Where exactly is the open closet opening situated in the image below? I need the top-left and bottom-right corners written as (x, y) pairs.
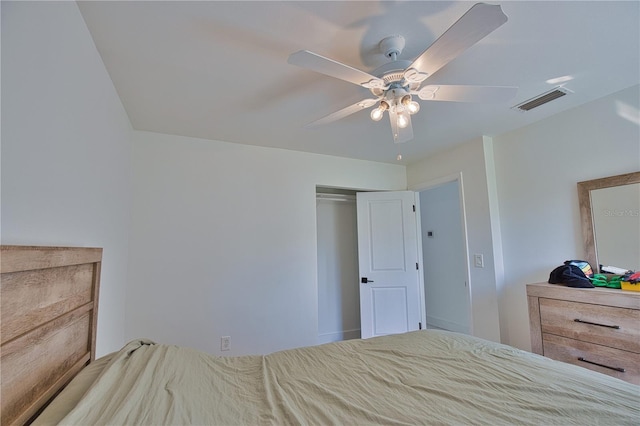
top-left (316, 187), bottom-right (361, 343)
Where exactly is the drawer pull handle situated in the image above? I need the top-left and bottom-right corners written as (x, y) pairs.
top-left (578, 357), bottom-right (626, 373)
top-left (574, 319), bottom-right (620, 329)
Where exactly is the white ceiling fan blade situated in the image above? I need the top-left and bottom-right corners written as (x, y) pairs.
top-left (288, 50), bottom-right (384, 88)
top-left (389, 110), bottom-right (414, 144)
top-left (417, 85), bottom-right (517, 102)
top-left (306, 98), bottom-right (379, 128)
top-left (407, 3), bottom-right (508, 79)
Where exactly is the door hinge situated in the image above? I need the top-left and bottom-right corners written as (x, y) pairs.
top-left (419, 322), bottom-right (422, 330)
top-left (416, 262), bottom-right (419, 270)
top-left (413, 204), bottom-right (416, 212)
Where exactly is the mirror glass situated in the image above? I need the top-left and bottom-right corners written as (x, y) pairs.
top-left (578, 172), bottom-right (640, 273)
top-left (590, 183), bottom-right (640, 271)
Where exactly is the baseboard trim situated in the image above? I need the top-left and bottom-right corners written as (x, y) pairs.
top-left (426, 316), bottom-right (469, 334)
top-left (318, 328), bottom-right (361, 344)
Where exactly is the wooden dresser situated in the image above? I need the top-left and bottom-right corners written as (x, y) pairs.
top-left (527, 282), bottom-right (640, 385)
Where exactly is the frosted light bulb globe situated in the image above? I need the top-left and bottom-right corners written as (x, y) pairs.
top-left (370, 107), bottom-right (384, 121)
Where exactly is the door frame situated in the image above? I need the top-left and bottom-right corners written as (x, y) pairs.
top-left (410, 172), bottom-right (473, 335)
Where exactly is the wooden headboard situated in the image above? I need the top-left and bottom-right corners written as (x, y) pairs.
top-left (1, 245), bottom-right (102, 425)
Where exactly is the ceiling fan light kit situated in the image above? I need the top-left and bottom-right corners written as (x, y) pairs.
top-left (288, 3), bottom-right (518, 147)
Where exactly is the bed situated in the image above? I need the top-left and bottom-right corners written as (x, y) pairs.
top-left (2, 246), bottom-right (639, 425)
top-left (0, 245), bottom-right (101, 425)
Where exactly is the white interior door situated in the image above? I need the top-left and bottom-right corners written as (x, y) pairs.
top-left (357, 191), bottom-right (422, 339)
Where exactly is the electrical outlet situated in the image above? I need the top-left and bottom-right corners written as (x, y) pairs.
top-left (221, 336), bottom-right (231, 351)
top-left (474, 254), bottom-right (484, 268)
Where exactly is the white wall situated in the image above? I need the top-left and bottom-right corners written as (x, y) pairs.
top-left (407, 138), bottom-right (501, 343)
top-left (4, 1), bottom-right (635, 359)
top-left (127, 131), bottom-right (406, 355)
top-left (407, 85), bottom-right (639, 349)
top-left (492, 84), bottom-right (640, 350)
top-left (1, 1), bottom-right (133, 356)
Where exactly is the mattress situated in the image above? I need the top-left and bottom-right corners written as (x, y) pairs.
top-left (32, 353), bottom-right (113, 425)
top-left (36, 330), bottom-right (639, 425)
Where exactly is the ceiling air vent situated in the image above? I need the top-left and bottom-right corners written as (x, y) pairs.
top-left (512, 87), bottom-right (571, 112)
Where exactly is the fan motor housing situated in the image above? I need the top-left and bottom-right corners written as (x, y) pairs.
top-left (368, 63), bottom-right (419, 97)
top-left (379, 35), bottom-right (405, 58)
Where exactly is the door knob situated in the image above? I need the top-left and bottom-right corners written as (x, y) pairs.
top-left (361, 277), bottom-right (374, 283)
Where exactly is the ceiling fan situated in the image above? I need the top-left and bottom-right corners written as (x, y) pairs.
top-left (288, 3), bottom-right (517, 144)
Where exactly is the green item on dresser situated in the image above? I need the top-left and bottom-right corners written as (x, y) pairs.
top-left (591, 274), bottom-right (622, 289)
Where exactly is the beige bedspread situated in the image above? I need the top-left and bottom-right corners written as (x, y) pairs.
top-left (60, 330), bottom-right (639, 425)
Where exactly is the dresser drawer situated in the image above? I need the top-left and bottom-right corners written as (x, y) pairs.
top-left (539, 298), bottom-right (640, 353)
top-left (543, 333), bottom-right (640, 385)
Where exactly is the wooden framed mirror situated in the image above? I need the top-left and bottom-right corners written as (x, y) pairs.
top-left (577, 171), bottom-right (640, 273)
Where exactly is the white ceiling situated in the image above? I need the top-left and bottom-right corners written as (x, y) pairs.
top-left (78, 1), bottom-right (640, 165)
